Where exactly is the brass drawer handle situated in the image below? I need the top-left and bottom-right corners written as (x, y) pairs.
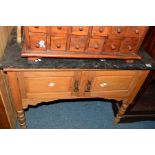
top-left (74, 80), bottom-right (79, 92)
top-left (85, 80), bottom-right (91, 92)
top-left (38, 40), bottom-right (45, 48)
top-left (128, 45), bottom-right (132, 51)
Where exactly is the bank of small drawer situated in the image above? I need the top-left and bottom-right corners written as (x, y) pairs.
top-left (119, 37), bottom-right (140, 53)
top-left (71, 26), bottom-right (89, 35)
top-left (29, 26), bottom-right (47, 33)
top-left (91, 26), bottom-right (110, 37)
top-left (51, 37), bottom-right (67, 51)
top-left (29, 34), bottom-right (47, 51)
top-left (69, 37), bottom-right (87, 52)
top-left (51, 26), bottom-right (68, 36)
top-left (87, 38), bottom-right (105, 52)
top-left (104, 37), bottom-right (122, 52)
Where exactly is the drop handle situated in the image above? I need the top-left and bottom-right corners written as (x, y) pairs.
top-left (85, 80), bottom-right (92, 92)
top-left (74, 80), bottom-right (79, 92)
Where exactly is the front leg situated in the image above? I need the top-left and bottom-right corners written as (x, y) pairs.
top-left (17, 110), bottom-right (26, 129)
top-left (114, 100), bottom-right (129, 123)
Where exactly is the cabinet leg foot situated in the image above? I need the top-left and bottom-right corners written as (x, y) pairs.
top-left (17, 110), bottom-right (27, 129)
top-left (114, 101), bottom-right (129, 123)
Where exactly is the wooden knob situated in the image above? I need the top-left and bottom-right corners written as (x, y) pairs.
top-left (34, 26), bottom-right (39, 29)
top-left (111, 45), bottom-right (116, 50)
top-left (94, 44), bottom-right (99, 49)
top-left (117, 28), bottom-right (122, 33)
top-left (135, 29), bottom-right (139, 34)
top-left (79, 27), bottom-right (83, 31)
top-left (57, 26), bottom-right (62, 30)
top-left (36, 44), bottom-right (40, 48)
top-left (56, 43), bottom-right (61, 48)
top-left (99, 27), bottom-right (104, 32)
top-left (128, 45), bottom-right (132, 51)
top-left (75, 44), bottom-right (80, 49)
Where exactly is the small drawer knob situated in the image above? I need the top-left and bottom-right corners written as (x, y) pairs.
top-left (99, 27), bottom-right (104, 32)
top-left (117, 28), bottom-right (122, 33)
top-left (94, 44), bottom-right (99, 49)
top-left (100, 82), bottom-right (107, 87)
top-left (75, 44), bottom-right (80, 49)
top-left (34, 26), bottom-right (39, 29)
top-left (128, 45), bottom-right (132, 51)
top-left (135, 29), bottom-right (139, 34)
top-left (49, 82), bottom-right (55, 87)
top-left (57, 26), bottom-right (62, 30)
top-left (56, 43), bottom-right (61, 48)
top-left (79, 27), bottom-right (83, 31)
top-left (111, 44), bottom-right (116, 50)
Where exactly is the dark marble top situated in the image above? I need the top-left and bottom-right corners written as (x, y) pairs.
top-left (1, 29), bottom-right (155, 70)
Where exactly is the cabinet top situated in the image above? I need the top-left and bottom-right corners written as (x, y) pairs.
top-left (1, 28), bottom-right (155, 70)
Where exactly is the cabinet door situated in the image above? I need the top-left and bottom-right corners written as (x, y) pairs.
top-left (84, 71), bottom-right (142, 100)
top-left (17, 71), bottom-right (81, 101)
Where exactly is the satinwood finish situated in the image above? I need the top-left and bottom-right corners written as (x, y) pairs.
top-left (21, 26), bottom-right (149, 61)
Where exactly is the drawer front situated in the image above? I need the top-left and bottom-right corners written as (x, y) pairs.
top-left (110, 26), bottom-right (127, 37)
top-left (29, 34), bottom-right (47, 50)
top-left (119, 37), bottom-right (139, 53)
top-left (51, 37), bottom-right (67, 51)
top-left (69, 37), bottom-right (87, 52)
top-left (19, 71), bottom-right (78, 99)
top-left (29, 26), bottom-right (46, 33)
top-left (51, 26), bottom-right (68, 36)
top-left (125, 26), bottom-right (148, 37)
top-left (91, 26), bottom-right (110, 37)
top-left (104, 37), bottom-right (122, 52)
top-left (87, 38), bottom-right (105, 52)
top-left (71, 26), bottom-right (89, 35)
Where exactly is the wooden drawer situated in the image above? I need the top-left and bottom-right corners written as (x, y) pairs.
top-left (104, 37), bottom-right (122, 52)
top-left (29, 34), bottom-right (47, 51)
top-left (51, 26), bottom-right (68, 36)
top-left (125, 26), bottom-right (148, 37)
top-left (51, 37), bottom-right (67, 51)
top-left (87, 71), bottom-right (137, 97)
top-left (71, 26), bottom-right (89, 35)
top-left (18, 71), bottom-right (79, 99)
top-left (110, 26), bottom-right (127, 37)
top-left (69, 37), bottom-right (87, 52)
top-left (91, 26), bottom-right (110, 37)
top-left (119, 37), bottom-right (140, 53)
top-left (29, 26), bottom-right (46, 33)
top-left (87, 38), bottom-right (105, 52)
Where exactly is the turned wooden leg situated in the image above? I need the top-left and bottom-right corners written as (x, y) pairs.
top-left (114, 101), bottom-right (129, 123)
top-left (17, 110), bottom-right (27, 129)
